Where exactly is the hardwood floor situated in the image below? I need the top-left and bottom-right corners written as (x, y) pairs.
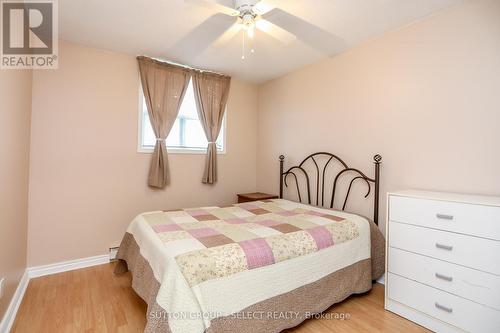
top-left (12, 263), bottom-right (429, 333)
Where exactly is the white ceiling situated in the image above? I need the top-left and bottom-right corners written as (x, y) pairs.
top-left (59, 0), bottom-right (460, 83)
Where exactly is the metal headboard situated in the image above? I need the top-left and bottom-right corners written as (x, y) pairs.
top-left (279, 153), bottom-right (382, 225)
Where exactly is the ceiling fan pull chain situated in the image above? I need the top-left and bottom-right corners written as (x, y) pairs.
top-left (250, 32), bottom-right (255, 54)
top-left (241, 30), bottom-right (246, 60)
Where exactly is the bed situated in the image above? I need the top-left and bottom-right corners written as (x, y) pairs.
top-left (115, 152), bottom-right (385, 333)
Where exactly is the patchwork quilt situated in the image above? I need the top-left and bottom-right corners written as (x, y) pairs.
top-left (118, 199), bottom-right (374, 333)
top-left (142, 200), bottom-right (360, 287)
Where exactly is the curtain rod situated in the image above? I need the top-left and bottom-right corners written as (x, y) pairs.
top-left (136, 55), bottom-right (229, 78)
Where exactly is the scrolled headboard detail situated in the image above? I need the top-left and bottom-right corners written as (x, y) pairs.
top-left (279, 153), bottom-right (382, 225)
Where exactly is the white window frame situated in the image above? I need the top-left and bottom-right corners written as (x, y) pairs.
top-left (137, 85), bottom-right (227, 155)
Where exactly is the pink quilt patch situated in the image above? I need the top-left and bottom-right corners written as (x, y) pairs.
top-left (185, 209), bottom-right (208, 216)
top-left (239, 238), bottom-right (275, 269)
top-left (188, 228), bottom-right (220, 238)
top-left (225, 218), bottom-right (247, 224)
top-left (239, 203), bottom-right (259, 211)
top-left (307, 226), bottom-right (334, 249)
top-left (276, 211), bottom-right (298, 217)
top-left (152, 224), bottom-right (182, 233)
top-left (256, 219), bottom-right (281, 227)
top-left (306, 210), bottom-right (326, 217)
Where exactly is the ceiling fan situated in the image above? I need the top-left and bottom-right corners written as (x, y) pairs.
top-left (183, 0), bottom-right (344, 56)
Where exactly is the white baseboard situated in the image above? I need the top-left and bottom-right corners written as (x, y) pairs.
top-left (0, 270), bottom-right (29, 333)
top-left (377, 274), bottom-right (385, 285)
top-left (28, 254), bottom-right (110, 279)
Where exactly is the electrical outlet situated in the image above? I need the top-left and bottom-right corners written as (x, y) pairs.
top-left (0, 277), bottom-right (5, 299)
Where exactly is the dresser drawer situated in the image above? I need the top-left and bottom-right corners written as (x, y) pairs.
top-left (387, 273), bottom-right (500, 333)
top-left (389, 196), bottom-right (500, 241)
top-left (388, 247), bottom-right (500, 310)
top-left (389, 221), bottom-right (500, 275)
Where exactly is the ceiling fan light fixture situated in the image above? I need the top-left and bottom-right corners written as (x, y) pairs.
top-left (241, 12), bottom-right (256, 38)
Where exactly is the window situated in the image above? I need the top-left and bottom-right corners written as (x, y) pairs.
top-left (138, 79), bottom-right (225, 153)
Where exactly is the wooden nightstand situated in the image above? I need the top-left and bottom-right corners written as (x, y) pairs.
top-left (237, 192), bottom-right (279, 203)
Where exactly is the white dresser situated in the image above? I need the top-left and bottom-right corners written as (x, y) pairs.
top-left (385, 190), bottom-right (500, 333)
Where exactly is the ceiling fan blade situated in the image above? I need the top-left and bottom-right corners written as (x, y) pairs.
top-left (212, 22), bottom-right (242, 47)
top-left (255, 19), bottom-right (296, 44)
top-left (262, 8), bottom-right (346, 55)
top-left (253, 0), bottom-right (278, 15)
top-left (185, 0), bottom-right (239, 17)
top-left (168, 13), bottom-right (236, 61)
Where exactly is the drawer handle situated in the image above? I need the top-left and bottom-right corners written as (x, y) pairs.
top-left (435, 273), bottom-right (453, 282)
top-left (436, 214), bottom-right (454, 220)
top-left (435, 302), bottom-right (453, 313)
top-left (435, 243), bottom-right (453, 251)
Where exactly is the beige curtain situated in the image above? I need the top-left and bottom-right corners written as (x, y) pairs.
top-left (192, 70), bottom-right (231, 184)
top-left (137, 56), bottom-right (191, 188)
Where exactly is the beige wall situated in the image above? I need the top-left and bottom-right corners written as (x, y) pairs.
top-left (27, 41), bottom-right (258, 266)
top-left (0, 70), bottom-right (32, 318)
top-left (257, 0), bottom-right (500, 234)
top-left (13, 0), bottom-right (500, 267)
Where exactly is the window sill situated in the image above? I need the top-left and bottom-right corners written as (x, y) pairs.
top-left (137, 147), bottom-right (226, 155)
